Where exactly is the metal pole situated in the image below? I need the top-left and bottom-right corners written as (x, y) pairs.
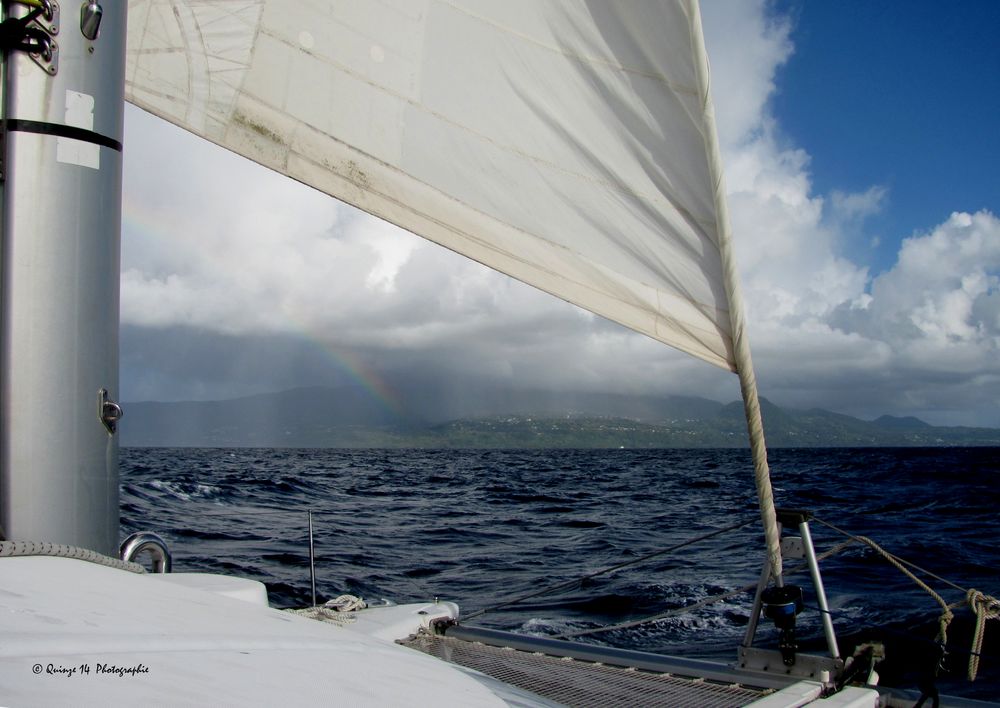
top-left (0, 0), bottom-right (125, 554)
top-left (308, 510), bottom-right (317, 607)
top-left (799, 520), bottom-right (840, 659)
top-left (742, 558), bottom-right (773, 649)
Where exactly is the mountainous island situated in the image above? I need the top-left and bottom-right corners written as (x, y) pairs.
top-left (120, 386), bottom-right (1000, 448)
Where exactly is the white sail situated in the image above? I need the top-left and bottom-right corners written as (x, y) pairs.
top-left (126, 0), bottom-right (737, 371)
top-left (126, 0), bottom-right (785, 576)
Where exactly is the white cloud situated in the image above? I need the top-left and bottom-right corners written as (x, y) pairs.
top-left (829, 187), bottom-right (887, 225)
top-left (122, 106), bottom-right (579, 353)
top-left (700, 3), bottom-right (999, 425)
top-left (697, 1), bottom-right (792, 149)
top-left (864, 210), bottom-right (1000, 354)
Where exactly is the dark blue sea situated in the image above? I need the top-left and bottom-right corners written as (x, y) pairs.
top-left (121, 447), bottom-right (999, 701)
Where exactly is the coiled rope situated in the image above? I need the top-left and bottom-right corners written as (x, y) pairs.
top-left (968, 589), bottom-right (1000, 681)
top-left (324, 594), bottom-right (368, 612)
top-left (287, 594), bottom-right (368, 626)
top-left (813, 517), bottom-right (998, 681)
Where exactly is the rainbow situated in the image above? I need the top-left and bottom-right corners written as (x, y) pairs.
top-left (313, 342), bottom-right (405, 416)
top-left (122, 201), bottom-right (406, 417)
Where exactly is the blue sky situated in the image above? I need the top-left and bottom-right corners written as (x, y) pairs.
top-left (771, 0), bottom-right (1000, 274)
top-left (121, 1), bottom-right (1000, 427)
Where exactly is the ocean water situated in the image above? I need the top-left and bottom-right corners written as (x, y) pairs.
top-left (121, 447), bottom-right (999, 700)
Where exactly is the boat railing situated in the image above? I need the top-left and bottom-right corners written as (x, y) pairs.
top-left (126, 505), bottom-right (329, 606)
top-left (120, 531), bottom-right (173, 573)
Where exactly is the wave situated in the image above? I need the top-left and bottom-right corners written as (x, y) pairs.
top-left (120, 446), bottom-right (1000, 699)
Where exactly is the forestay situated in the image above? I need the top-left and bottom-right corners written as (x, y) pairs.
top-left (124, 0), bottom-right (782, 574)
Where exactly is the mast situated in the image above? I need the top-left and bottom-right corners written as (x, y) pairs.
top-left (0, 0), bottom-right (125, 554)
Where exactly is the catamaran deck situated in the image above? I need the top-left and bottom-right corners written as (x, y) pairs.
top-left (397, 623), bottom-right (888, 707)
top-left (402, 632), bottom-right (767, 707)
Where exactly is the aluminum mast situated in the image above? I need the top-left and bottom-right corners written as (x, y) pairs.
top-left (0, 0), bottom-right (125, 554)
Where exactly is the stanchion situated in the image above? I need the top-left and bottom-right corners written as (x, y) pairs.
top-left (308, 511), bottom-right (317, 607)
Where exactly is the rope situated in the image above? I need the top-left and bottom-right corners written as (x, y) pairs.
top-left (550, 518), bottom-right (996, 683)
top-left (324, 594), bottom-right (368, 612)
top-left (869, 536), bottom-right (951, 643)
top-left (0, 540), bottom-right (146, 574)
top-left (968, 589), bottom-right (1000, 681)
top-left (287, 594), bottom-right (368, 627)
top-left (461, 517), bottom-right (757, 623)
top-left (689, 1), bottom-right (782, 581)
top-left (814, 516), bottom-right (998, 681)
top-left (814, 519), bottom-right (956, 641)
top-left (286, 606), bottom-right (357, 626)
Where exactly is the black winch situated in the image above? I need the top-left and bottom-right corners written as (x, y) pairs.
top-left (762, 584), bottom-right (805, 666)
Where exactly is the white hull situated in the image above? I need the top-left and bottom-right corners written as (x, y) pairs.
top-left (0, 555), bottom-right (550, 706)
top-left (0, 552), bottom-right (886, 707)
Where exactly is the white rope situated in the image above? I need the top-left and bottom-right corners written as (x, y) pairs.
top-left (286, 595), bottom-right (368, 626)
top-left (815, 517), bottom-right (998, 681)
top-left (689, 0), bottom-right (782, 580)
top-left (734, 355), bottom-right (782, 581)
top-left (0, 540), bottom-right (146, 573)
top-left (968, 589), bottom-right (1000, 681)
top-left (856, 533), bottom-right (955, 646)
top-left (324, 594), bottom-right (368, 612)
top-left (286, 606), bottom-right (356, 626)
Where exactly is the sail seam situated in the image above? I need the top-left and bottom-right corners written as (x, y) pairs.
top-left (438, 0), bottom-right (699, 93)
top-left (248, 27), bottom-right (711, 232)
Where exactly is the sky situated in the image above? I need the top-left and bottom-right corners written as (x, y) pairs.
top-left (120, 0), bottom-right (1000, 427)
